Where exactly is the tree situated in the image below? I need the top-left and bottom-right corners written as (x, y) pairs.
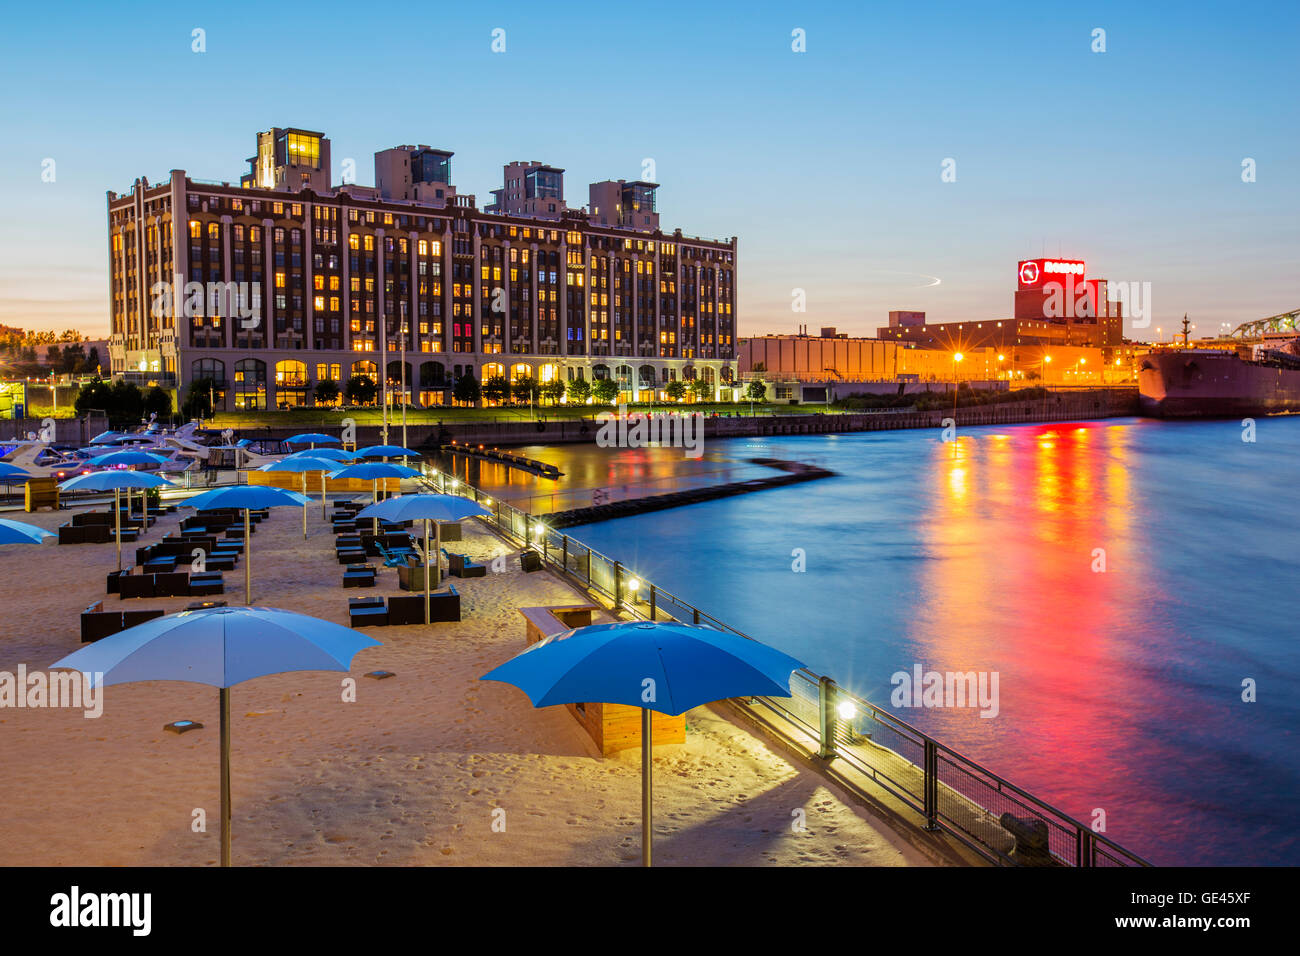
top-left (511, 376), bottom-right (540, 404)
top-left (566, 377), bottom-right (591, 405)
top-left (314, 379), bottom-right (340, 406)
top-left (85, 347), bottom-right (101, 375)
top-left (592, 377), bottom-right (620, 405)
top-left (60, 342), bottom-right (85, 374)
top-left (143, 386), bottom-right (173, 419)
top-left (182, 379), bottom-right (215, 421)
top-left (746, 378), bottom-right (767, 402)
top-left (74, 379), bottom-right (113, 417)
top-left (689, 377), bottom-right (713, 403)
top-left (481, 374), bottom-right (511, 405)
top-left (540, 379), bottom-right (566, 405)
top-left (109, 379), bottom-right (145, 423)
top-left (665, 380), bottom-right (688, 402)
top-left (344, 375), bottom-right (378, 406)
top-left (46, 344), bottom-right (61, 370)
top-left (453, 373), bottom-right (481, 406)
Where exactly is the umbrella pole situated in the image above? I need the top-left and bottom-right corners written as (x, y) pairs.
top-left (642, 707), bottom-right (653, 867)
top-left (220, 686), bottom-right (232, 867)
top-left (424, 519), bottom-right (431, 625)
top-left (244, 508), bottom-right (252, 605)
top-left (114, 488), bottom-right (122, 571)
top-left (301, 473), bottom-right (307, 540)
top-left (372, 479), bottom-right (378, 536)
top-left (321, 473), bottom-right (327, 521)
top-left (434, 520), bottom-right (442, 591)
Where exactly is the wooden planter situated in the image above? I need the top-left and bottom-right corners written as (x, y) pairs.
top-left (518, 605), bottom-right (686, 756)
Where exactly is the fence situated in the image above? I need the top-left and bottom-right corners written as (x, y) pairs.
top-left (420, 465), bottom-right (1152, 868)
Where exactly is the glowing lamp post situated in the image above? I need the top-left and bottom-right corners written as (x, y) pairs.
top-left (952, 352), bottom-right (963, 417)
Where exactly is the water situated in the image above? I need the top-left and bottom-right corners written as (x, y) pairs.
top-left (491, 417), bottom-right (1299, 866)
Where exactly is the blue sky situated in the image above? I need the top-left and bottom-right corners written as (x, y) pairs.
top-left (0, 0), bottom-right (1295, 339)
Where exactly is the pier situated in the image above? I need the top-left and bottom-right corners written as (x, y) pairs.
top-left (542, 458), bottom-right (835, 528)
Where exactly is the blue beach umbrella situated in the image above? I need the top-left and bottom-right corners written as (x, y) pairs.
top-left (481, 620), bottom-right (805, 866)
top-left (354, 444), bottom-right (419, 461)
top-left (0, 518), bottom-right (55, 545)
top-left (355, 494), bottom-right (491, 621)
top-left (329, 462), bottom-right (423, 534)
top-left (284, 433), bottom-right (340, 449)
top-left (51, 605), bottom-right (381, 866)
top-left (285, 446), bottom-right (355, 464)
top-left (59, 470), bottom-right (173, 570)
top-left (181, 485), bottom-right (311, 604)
top-left (83, 450), bottom-right (170, 467)
top-left (258, 456), bottom-right (342, 533)
top-left (82, 451), bottom-right (171, 532)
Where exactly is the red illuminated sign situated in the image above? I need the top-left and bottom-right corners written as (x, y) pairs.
top-left (1017, 258), bottom-right (1085, 290)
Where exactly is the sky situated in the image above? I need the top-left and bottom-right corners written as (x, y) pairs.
top-left (0, 0), bottom-right (1296, 341)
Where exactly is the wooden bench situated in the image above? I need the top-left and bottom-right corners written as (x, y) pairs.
top-left (517, 605), bottom-right (686, 756)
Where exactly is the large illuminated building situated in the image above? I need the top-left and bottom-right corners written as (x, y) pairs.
top-left (878, 258), bottom-right (1125, 352)
top-left (106, 127), bottom-right (739, 409)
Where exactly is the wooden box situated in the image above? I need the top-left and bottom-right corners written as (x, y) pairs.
top-left (25, 477), bottom-right (59, 512)
top-left (518, 605), bottom-right (686, 756)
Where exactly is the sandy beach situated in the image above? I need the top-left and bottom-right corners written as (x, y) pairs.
top-left (0, 500), bottom-right (939, 866)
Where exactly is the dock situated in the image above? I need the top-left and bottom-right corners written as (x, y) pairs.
top-left (544, 458), bottom-right (834, 528)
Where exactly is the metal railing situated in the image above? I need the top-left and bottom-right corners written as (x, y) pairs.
top-left (420, 464), bottom-right (1152, 868)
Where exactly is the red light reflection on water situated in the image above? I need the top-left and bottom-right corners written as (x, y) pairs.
top-left (904, 423), bottom-right (1156, 828)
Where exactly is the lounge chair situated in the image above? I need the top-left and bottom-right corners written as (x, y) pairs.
top-left (387, 587), bottom-right (460, 625)
top-left (448, 553), bottom-right (487, 578)
top-left (376, 543), bottom-right (414, 568)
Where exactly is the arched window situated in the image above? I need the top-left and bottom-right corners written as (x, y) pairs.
top-left (274, 360), bottom-right (309, 409)
top-left (419, 361), bottom-right (447, 388)
top-left (233, 358), bottom-right (266, 410)
top-left (638, 365), bottom-right (655, 388)
top-left (592, 364), bottom-right (610, 380)
top-left (192, 357), bottom-right (225, 385)
top-left (351, 360), bottom-right (377, 381)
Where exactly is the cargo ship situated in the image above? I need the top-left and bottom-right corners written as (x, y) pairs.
top-left (1138, 313), bottom-right (1300, 418)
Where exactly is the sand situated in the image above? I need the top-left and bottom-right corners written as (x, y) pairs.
top-left (0, 501), bottom-right (937, 866)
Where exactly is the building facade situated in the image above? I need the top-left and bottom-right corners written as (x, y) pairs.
top-left (106, 130), bottom-right (739, 410)
top-left (877, 257), bottom-right (1125, 353)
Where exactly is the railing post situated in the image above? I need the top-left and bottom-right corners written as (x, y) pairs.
top-left (692, 608), bottom-right (700, 625)
top-left (562, 535), bottom-right (568, 572)
top-left (1076, 828), bottom-right (1094, 867)
top-left (542, 530), bottom-right (548, 564)
top-left (614, 560), bottom-right (623, 608)
top-left (649, 584), bottom-right (656, 621)
top-left (817, 676), bottom-right (837, 759)
top-left (923, 739), bottom-right (940, 831)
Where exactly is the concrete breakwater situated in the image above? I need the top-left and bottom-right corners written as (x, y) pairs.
top-left (543, 458), bottom-right (835, 528)
top-left (234, 388), bottom-right (1139, 449)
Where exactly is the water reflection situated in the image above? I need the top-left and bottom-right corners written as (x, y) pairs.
top-left (566, 418), bottom-right (1300, 864)
top-left (430, 443), bottom-right (771, 515)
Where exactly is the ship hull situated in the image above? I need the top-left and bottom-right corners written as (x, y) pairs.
top-left (1139, 350), bottom-right (1300, 418)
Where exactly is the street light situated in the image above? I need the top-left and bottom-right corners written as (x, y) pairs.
top-left (952, 352), bottom-right (963, 417)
